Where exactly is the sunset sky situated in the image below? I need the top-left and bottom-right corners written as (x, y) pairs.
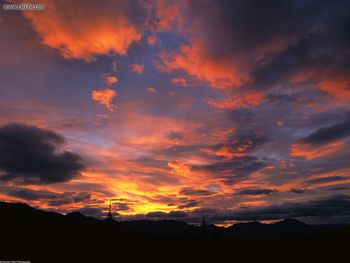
top-left (0, 0), bottom-right (350, 225)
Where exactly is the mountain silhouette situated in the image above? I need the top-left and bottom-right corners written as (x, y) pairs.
top-left (225, 218), bottom-right (316, 240)
top-left (0, 201), bottom-right (349, 262)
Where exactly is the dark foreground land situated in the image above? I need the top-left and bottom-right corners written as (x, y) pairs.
top-left (0, 202), bottom-right (349, 262)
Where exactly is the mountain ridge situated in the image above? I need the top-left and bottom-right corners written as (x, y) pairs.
top-left (1, 201), bottom-right (349, 261)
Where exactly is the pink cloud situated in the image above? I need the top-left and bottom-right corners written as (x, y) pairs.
top-left (91, 88), bottom-right (117, 111)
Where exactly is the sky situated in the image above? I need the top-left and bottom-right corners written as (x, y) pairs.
top-left (0, 0), bottom-right (350, 225)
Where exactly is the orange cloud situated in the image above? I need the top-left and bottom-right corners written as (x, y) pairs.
top-left (147, 87), bottom-right (157, 93)
top-left (114, 112), bottom-right (205, 153)
top-left (91, 88), bottom-right (117, 111)
top-left (290, 141), bottom-right (345, 160)
top-left (201, 146), bottom-right (246, 160)
top-left (22, 0), bottom-right (142, 61)
top-left (211, 128), bottom-right (236, 141)
top-left (131, 63), bottom-right (145, 74)
top-left (301, 172), bottom-right (350, 189)
top-left (168, 160), bottom-right (192, 177)
top-left (208, 91), bottom-right (265, 110)
top-left (159, 41), bottom-right (248, 89)
top-left (147, 35), bottom-right (157, 46)
top-left (318, 77), bottom-right (350, 100)
top-left (170, 77), bottom-right (188, 87)
top-left (103, 75), bottom-right (118, 86)
top-left (276, 120), bottom-right (284, 127)
top-left (291, 67), bottom-right (350, 100)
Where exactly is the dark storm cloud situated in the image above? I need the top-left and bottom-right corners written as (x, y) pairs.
top-left (4, 187), bottom-right (91, 206)
top-left (146, 211), bottom-right (167, 218)
top-left (179, 187), bottom-right (214, 197)
top-left (5, 188), bottom-right (58, 201)
top-left (290, 188), bottom-right (307, 194)
top-left (303, 176), bottom-right (348, 185)
top-left (0, 123), bottom-right (85, 184)
top-left (114, 195), bottom-right (350, 224)
top-left (192, 156), bottom-right (266, 185)
top-left (249, 40), bottom-right (310, 89)
top-left (229, 194), bottom-right (350, 222)
top-left (206, 132), bottom-right (269, 159)
top-left (185, 0), bottom-right (321, 59)
top-left (115, 203), bottom-right (131, 211)
top-left (248, 0), bottom-right (350, 92)
top-left (168, 210), bottom-right (189, 218)
top-left (197, 158), bottom-right (264, 174)
top-left (160, 130), bottom-right (269, 164)
top-left (178, 200), bottom-right (200, 209)
top-left (263, 148), bottom-right (350, 185)
top-left (48, 192), bottom-right (91, 206)
top-left (237, 188), bottom-right (278, 196)
top-left (301, 119), bottom-right (350, 145)
top-left (328, 186), bottom-right (350, 191)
